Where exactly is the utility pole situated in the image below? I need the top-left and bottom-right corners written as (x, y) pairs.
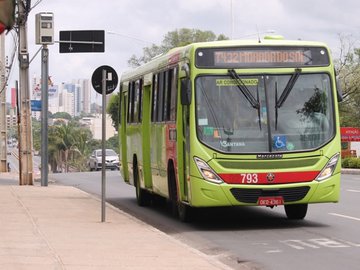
top-left (17, 0), bottom-right (33, 185)
top-left (0, 33), bottom-right (7, 172)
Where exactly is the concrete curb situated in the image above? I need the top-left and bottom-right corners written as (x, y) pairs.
top-left (341, 168), bottom-right (360, 175)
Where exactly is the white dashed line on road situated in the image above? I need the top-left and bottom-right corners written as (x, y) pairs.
top-left (329, 213), bottom-right (360, 222)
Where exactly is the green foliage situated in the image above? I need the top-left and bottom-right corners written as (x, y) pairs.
top-left (128, 28), bottom-right (229, 67)
top-left (342, 157), bottom-right (360, 168)
top-left (52, 111), bottom-right (72, 120)
top-left (106, 135), bottom-right (119, 153)
top-left (32, 118), bottom-right (41, 152)
top-left (42, 115), bottom-right (118, 172)
top-left (335, 35), bottom-right (360, 127)
top-left (106, 92), bottom-right (120, 129)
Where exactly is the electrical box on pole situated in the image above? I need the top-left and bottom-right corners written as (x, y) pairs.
top-left (35, 12), bottom-right (54, 45)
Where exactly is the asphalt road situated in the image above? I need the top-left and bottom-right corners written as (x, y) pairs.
top-left (49, 171), bottom-right (360, 270)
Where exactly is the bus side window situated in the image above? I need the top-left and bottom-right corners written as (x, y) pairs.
top-left (157, 72), bottom-right (165, 122)
top-left (163, 70), bottom-right (170, 121)
top-left (127, 81), bottom-right (133, 123)
top-left (138, 79), bottom-right (143, 122)
top-left (119, 84), bottom-right (122, 125)
top-left (132, 79), bottom-right (143, 124)
top-left (164, 68), bottom-right (176, 122)
top-left (151, 74), bottom-right (159, 122)
top-left (169, 67), bottom-right (178, 121)
top-left (133, 80), bottom-right (139, 122)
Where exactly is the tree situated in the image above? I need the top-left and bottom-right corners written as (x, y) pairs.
top-left (106, 135), bottom-right (119, 153)
top-left (106, 92), bottom-right (120, 129)
top-left (48, 122), bottom-right (93, 172)
top-left (335, 34), bottom-right (360, 127)
top-left (52, 111), bottom-right (72, 120)
top-left (32, 118), bottom-right (41, 153)
top-left (128, 28), bottom-right (228, 67)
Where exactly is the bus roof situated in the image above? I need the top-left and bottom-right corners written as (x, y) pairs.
top-left (120, 38), bottom-right (330, 82)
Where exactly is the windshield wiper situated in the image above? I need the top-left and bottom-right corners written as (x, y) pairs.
top-left (276, 68), bottom-right (302, 108)
top-left (228, 69), bottom-right (260, 109)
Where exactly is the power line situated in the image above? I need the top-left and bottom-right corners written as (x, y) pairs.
top-left (107, 31), bottom-right (155, 45)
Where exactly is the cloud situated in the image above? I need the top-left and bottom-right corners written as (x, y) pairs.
top-left (5, 0), bottom-right (360, 93)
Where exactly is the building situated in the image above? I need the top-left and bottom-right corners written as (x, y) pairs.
top-left (31, 76), bottom-right (91, 118)
top-left (6, 114), bottom-right (17, 130)
top-left (79, 115), bottom-right (116, 140)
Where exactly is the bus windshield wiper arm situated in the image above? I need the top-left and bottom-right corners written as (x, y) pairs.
top-left (276, 68), bottom-right (302, 108)
top-left (228, 69), bottom-right (260, 109)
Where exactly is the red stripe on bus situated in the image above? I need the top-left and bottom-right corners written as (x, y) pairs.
top-left (219, 171), bottom-right (320, 185)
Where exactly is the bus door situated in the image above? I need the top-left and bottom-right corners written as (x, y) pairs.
top-left (179, 75), bottom-right (192, 202)
top-left (121, 91), bottom-right (129, 183)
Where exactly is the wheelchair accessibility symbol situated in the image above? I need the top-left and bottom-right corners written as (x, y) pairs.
top-left (273, 136), bottom-right (286, 150)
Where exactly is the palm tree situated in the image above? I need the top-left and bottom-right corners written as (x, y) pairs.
top-left (53, 123), bottom-right (75, 172)
top-left (48, 122), bottom-right (96, 172)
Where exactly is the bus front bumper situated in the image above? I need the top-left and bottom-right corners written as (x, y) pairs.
top-left (188, 173), bottom-right (341, 207)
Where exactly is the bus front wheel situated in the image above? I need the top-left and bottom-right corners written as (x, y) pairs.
top-left (168, 163), bottom-right (192, 222)
top-left (284, 204), bottom-right (308, 220)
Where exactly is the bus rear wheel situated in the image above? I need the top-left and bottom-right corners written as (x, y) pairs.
top-left (284, 204), bottom-right (308, 220)
top-left (134, 162), bottom-right (150, 206)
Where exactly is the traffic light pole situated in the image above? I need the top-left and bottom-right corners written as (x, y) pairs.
top-left (18, 1), bottom-right (33, 185)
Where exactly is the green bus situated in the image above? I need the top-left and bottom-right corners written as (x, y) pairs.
top-left (119, 36), bottom-right (342, 221)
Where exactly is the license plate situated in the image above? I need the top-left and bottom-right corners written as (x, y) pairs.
top-left (258, 196), bottom-right (284, 206)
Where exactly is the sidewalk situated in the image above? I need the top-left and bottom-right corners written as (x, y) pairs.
top-left (0, 173), bottom-right (232, 270)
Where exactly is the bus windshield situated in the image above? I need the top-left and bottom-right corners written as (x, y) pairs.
top-left (195, 73), bottom-right (334, 153)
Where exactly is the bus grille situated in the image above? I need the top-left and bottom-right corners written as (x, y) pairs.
top-left (230, 186), bottom-right (310, 204)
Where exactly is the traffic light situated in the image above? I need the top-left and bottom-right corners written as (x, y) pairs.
top-left (0, 0), bottom-right (15, 34)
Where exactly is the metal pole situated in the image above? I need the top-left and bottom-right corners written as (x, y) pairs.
top-left (101, 68), bottom-right (106, 222)
top-left (40, 45), bottom-right (48, 186)
top-left (18, 0), bottom-right (33, 185)
top-left (231, 0), bottom-right (234, 39)
top-left (0, 33), bottom-right (7, 172)
top-left (16, 81), bottom-right (22, 177)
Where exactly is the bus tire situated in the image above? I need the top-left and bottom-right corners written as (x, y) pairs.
top-left (178, 202), bottom-right (192, 222)
top-left (134, 160), bottom-right (150, 207)
top-left (168, 162), bottom-right (192, 222)
top-left (284, 204), bottom-right (308, 220)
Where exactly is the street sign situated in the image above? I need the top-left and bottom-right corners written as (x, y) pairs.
top-left (59, 30), bottom-right (105, 53)
top-left (31, 100), bottom-right (41, 111)
top-left (341, 127), bottom-right (360, 142)
top-left (91, 65), bottom-right (118, 95)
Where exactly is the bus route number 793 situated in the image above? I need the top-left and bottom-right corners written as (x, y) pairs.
top-left (241, 173), bottom-right (258, 184)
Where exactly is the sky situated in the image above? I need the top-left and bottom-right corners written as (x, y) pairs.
top-left (4, 0), bottom-right (360, 101)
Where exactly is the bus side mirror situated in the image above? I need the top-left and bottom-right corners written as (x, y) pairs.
top-left (336, 78), bottom-right (343, 102)
top-left (181, 78), bottom-right (192, 106)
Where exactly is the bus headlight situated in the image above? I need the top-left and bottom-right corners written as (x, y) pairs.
top-left (194, 157), bottom-right (223, 184)
top-left (316, 153), bottom-right (340, 181)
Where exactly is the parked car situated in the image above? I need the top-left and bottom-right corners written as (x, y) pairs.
top-left (87, 149), bottom-right (119, 171)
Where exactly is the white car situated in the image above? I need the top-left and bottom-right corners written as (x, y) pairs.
top-left (88, 149), bottom-right (120, 171)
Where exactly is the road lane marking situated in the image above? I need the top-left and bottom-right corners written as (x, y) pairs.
top-left (279, 238), bottom-right (360, 251)
top-left (347, 189), bottom-right (360, 193)
top-left (329, 213), bottom-right (360, 221)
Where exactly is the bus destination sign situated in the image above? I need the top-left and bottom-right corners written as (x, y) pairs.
top-left (215, 50), bottom-right (305, 65)
top-left (196, 46), bottom-right (330, 68)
